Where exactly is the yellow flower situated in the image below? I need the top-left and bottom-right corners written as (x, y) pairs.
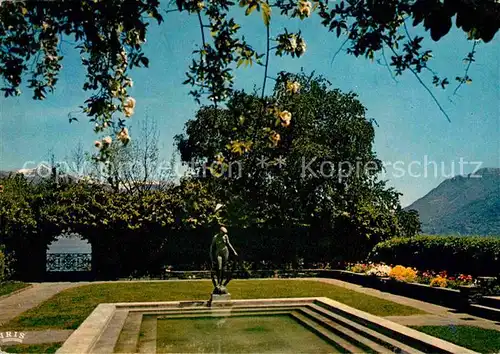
top-left (123, 97), bottom-right (136, 117)
top-left (215, 153), bottom-right (225, 164)
top-left (230, 140), bottom-right (252, 155)
top-left (197, 1), bottom-right (205, 10)
top-left (270, 131), bottom-right (281, 146)
top-left (117, 127), bottom-right (130, 144)
top-left (279, 110), bottom-right (292, 127)
top-left (430, 276), bottom-right (448, 288)
top-left (298, 0), bottom-right (312, 17)
top-left (286, 81), bottom-right (300, 94)
top-left (389, 265), bottom-right (417, 282)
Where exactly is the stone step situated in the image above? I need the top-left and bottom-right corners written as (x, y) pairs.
top-left (157, 310), bottom-right (292, 320)
top-left (155, 305), bottom-right (300, 314)
top-left (469, 303), bottom-right (500, 321)
top-left (307, 304), bottom-right (423, 354)
top-left (299, 307), bottom-right (394, 353)
top-left (290, 311), bottom-right (364, 353)
top-left (481, 296), bottom-right (500, 309)
top-left (125, 302), bottom-right (309, 313)
top-left (132, 305), bottom-right (303, 317)
top-left (114, 312), bottom-right (143, 353)
top-left (314, 301), bottom-right (476, 353)
top-left (91, 309), bottom-right (129, 353)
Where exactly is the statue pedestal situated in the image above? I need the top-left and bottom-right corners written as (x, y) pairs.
top-left (210, 293), bottom-right (231, 306)
top-left (210, 293), bottom-right (231, 302)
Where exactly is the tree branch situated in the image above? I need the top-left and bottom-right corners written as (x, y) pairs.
top-left (409, 66), bottom-right (451, 122)
top-left (453, 41), bottom-right (477, 96)
top-left (381, 46), bottom-right (397, 83)
top-left (261, 15), bottom-right (270, 101)
top-left (389, 22), bottom-right (451, 122)
top-left (330, 37), bottom-right (349, 66)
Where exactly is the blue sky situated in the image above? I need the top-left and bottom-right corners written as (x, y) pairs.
top-left (0, 6), bottom-right (499, 206)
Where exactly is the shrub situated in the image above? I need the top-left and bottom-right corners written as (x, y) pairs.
top-left (369, 235), bottom-right (500, 276)
top-left (0, 248), bottom-right (4, 282)
top-left (389, 265), bottom-right (417, 282)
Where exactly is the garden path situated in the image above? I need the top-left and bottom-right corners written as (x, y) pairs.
top-left (0, 282), bottom-right (82, 327)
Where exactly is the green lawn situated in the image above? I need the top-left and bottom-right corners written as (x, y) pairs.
top-left (1, 279), bottom-right (424, 331)
top-left (413, 325), bottom-right (500, 353)
top-left (1, 343), bottom-right (62, 353)
top-left (0, 281), bottom-right (30, 297)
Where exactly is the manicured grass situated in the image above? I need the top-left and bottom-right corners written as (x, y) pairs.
top-left (2, 279), bottom-right (424, 331)
top-left (413, 325), bottom-right (500, 353)
top-left (1, 342), bottom-right (62, 353)
top-left (0, 281), bottom-right (30, 297)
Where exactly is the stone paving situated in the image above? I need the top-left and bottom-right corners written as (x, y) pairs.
top-left (0, 278), bottom-right (498, 347)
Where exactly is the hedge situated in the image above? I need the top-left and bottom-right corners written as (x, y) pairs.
top-left (369, 235), bottom-right (500, 276)
top-left (0, 248), bottom-right (5, 282)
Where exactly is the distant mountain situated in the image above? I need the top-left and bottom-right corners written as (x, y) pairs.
top-left (406, 168), bottom-right (500, 236)
top-left (0, 166), bottom-right (173, 190)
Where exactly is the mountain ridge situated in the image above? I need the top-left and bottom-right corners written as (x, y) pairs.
top-left (406, 167), bottom-right (500, 236)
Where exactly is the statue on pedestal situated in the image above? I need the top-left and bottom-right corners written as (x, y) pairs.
top-left (210, 225), bottom-right (238, 295)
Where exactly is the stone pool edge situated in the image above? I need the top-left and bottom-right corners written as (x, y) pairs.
top-left (56, 297), bottom-right (478, 354)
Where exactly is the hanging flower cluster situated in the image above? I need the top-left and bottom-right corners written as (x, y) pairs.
top-left (117, 127), bottom-right (131, 145)
top-left (297, 0), bottom-right (312, 18)
top-left (279, 110), bottom-right (292, 127)
top-left (286, 81), bottom-right (301, 94)
top-left (276, 32), bottom-right (307, 58)
top-left (94, 135), bottom-right (113, 150)
top-left (270, 131), bottom-right (281, 146)
top-left (123, 97), bottom-right (136, 118)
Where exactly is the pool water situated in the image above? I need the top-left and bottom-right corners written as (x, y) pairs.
top-left (156, 314), bottom-right (337, 353)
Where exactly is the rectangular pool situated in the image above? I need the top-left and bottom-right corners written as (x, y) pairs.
top-left (156, 314), bottom-right (338, 353)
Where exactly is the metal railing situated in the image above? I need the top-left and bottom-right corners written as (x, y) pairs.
top-left (46, 253), bottom-right (92, 272)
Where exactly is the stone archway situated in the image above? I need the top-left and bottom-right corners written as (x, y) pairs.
top-left (46, 233), bottom-right (93, 281)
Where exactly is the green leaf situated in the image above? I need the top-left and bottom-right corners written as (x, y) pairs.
top-left (261, 2), bottom-right (271, 27)
top-left (245, 4), bottom-right (257, 16)
top-left (139, 56), bottom-right (149, 68)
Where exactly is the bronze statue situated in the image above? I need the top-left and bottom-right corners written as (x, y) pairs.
top-left (210, 225), bottom-right (238, 294)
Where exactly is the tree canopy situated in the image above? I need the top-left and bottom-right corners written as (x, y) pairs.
top-left (0, 0), bottom-right (498, 141)
top-left (176, 72), bottom-right (421, 259)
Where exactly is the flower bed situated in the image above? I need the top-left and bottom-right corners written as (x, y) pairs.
top-left (346, 263), bottom-right (476, 290)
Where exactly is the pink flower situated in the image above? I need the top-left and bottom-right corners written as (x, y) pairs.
top-left (102, 136), bottom-right (112, 146)
top-left (117, 127), bottom-right (130, 144)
